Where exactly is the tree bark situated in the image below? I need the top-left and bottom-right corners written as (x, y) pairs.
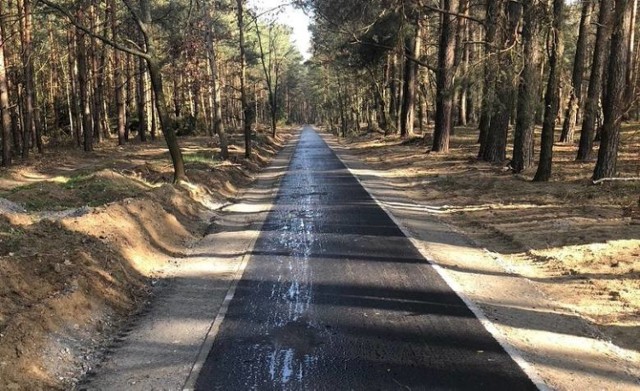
top-left (137, 55), bottom-right (148, 142)
top-left (477, 0), bottom-right (501, 155)
top-left (560, 0), bottom-right (593, 143)
top-left (138, 0), bottom-right (185, 181)
top-left (625, 0), bottom-right (638, 103)
top-left (0, 0), bottom-right (11, 166)
top-left (481, 0), bottom-right (519, 163)
top-left (388, 52), bottom-right (400, 135)
top-left (110, 0), bottom-right (125, 145)
top-left (17, 0), bottom-right (37, 157)
top-left (67, 29), bottom-right (82, 147)
top-left (254, 22), bottom-right (281, 138)
top-left (577, 0), bottom-right (614, 161)
top-left (400, 18), bottom-right (421, 138)
top-left (237, 0), bottom-right (252, 158)
top-left (90, 2), bottom-right (106, 143)
top-left (205, 1), bottom-right (228, 160)
top-left (457, 5), bottom-right (470, 127)
top-left (432, 0), bottom-right (459, 152)
top-left (512, 0), bottom-right (543, 172)
top-left (593, 0), bottom-right (635, 180)
top-left (75, 7), bottom-right (93, 152)
top-left (534, 0), bottom-right (564, 182)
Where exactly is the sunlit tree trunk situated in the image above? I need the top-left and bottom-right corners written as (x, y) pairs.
top-left (236, 0), bottom-right (252, 158)
top-left (400, 18), bottom-right (421, 138)
top-left (90, 2), bottom-right (106, 143)
top-left (625, 0), bottom-right (638, 103)
top-left (388, 52), bottom-right (400, 134)
top-left (432, 0), bottom-right (459, 152)
top-left (481, 0), bottom-right (520, 163)
top-left (75, 7), bottom-right (93, 152)
top-left (477, 0), bottom-right (500, 154)
top-left (17, 0), bottom-right (39, 157)
top-left (512, 0), bottom-right (543, 173)
top-left (66, 29), bottom-right (82, 147)
top-left (110, 0), bottom-right (125, 145)
top-left (593, 0), bottom-right (635, 180)
top-left (135, 0), bottom-right (185, 181)
top-left (577, 0), bottom-right (614, 161)
top-left (457, 1), bottom-right (470, 127)
top-left (0, 0), bottom-right (11, 166)
top-left (137, 55), bottom-right (148, 142)
top-left (560, 0), bottom-right (593, 143)
top-left (534, 0), bottom-right (564, 182)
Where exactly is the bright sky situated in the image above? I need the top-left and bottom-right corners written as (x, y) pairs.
top-left (248, 0), bottom-right (313, 60)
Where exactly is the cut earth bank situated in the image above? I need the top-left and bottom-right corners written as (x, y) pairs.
top-left (322, 128), bottom-right (640, 391)
top-left (0, 130), bottom-right (295, 390)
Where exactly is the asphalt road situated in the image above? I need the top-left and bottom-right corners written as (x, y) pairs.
top-left (195, 127), bottom-right (537, 390)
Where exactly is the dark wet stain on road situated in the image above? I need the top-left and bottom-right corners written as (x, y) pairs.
top-left (195, 127), bottom-right (538, 390)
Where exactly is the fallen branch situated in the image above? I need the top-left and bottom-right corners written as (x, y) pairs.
top-left (592, 177), bottom-right (640, 185)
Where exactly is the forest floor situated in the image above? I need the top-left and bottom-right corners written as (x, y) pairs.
top-left (0, 128), bottom-right (294, 390)
top-left (337, 125), bottom-right (640, 366)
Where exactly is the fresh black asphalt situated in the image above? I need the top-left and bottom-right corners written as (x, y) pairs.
top-left (195, 127), bottom-right (537, 390)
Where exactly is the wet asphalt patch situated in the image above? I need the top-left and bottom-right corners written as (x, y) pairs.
top-left (194, 127), bottom-right (537, 390)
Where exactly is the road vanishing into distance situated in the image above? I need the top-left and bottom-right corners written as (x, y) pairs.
top-left (195, 127), bottom-right (537, 390)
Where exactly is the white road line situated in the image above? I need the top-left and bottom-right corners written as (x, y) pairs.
top-left (322, 130), bottom-right (551, 391)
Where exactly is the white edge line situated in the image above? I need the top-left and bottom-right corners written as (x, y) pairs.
top-left (322, 131), bottom-right (551, 391)
top-left (182, 135), bottom-right (300, 391)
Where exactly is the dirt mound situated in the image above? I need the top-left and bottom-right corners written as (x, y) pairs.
top-left (0, 129), bottom-right (296, 390)
top-left (0, 216), bottom-right (148, 390)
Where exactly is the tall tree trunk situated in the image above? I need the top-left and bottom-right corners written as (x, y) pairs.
top-left (593, 0), bottom-right (635, 180)
top-left (477, 0), bottom-right (501, 154)
top-left (457, 10), bottom-right (470, 127)
top-left (432, 0), bottom-right (459, 152)
top-left (254, 21), bottom-right (279, 138)
top-left (577, 0), bottom-right (614, 161)
top-left (25, 0), bottom-right (42, 153)
top-left (110, 0), bottom-right (125, 145)
top-left (512, 0), bottom-right (543, 172)
top-left (137, 55), bottom-right (148, 141)
top-left (90, 2), bottom-right (105, 143)
top-left (0, 0), bottom-right (11, 166)
top-left (466, 25), bottom-right (477, 124)
top-left (534, 0), bottom-right (564, 182)
top-left (75, 8), bottom-right (93, 152)
top-left (18, 0), bottom-right (33, 157)
top-left (125, 53), bottom-right (133, 141)
top-left (150, 87), bottom-right (157, 140)
top-left (481, 0), bottom-right (520, 163)
top-left (139, 0), bottom-right (185, 182)
top-left (67, 29), bottom-right (82, 147)
top-left (388, 52), bottom-right (400, 134)
top-left (237, 0), bottom-right (252, 158)
top-left (400, 19), bottom-right (421, 138)
top-left (625, 0), bottom-right (638, 103)
top-left (560, 0), bottom-right (593, 143)
top-left (452, 0), bottom-right (468, 126)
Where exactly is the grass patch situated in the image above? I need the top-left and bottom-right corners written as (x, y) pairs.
top-left (2, 171), bottom-right (151, 211)
top-left (62, 174), bottom-right (148, 207)
top-left (184, 151), bottom-right (220, 168)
